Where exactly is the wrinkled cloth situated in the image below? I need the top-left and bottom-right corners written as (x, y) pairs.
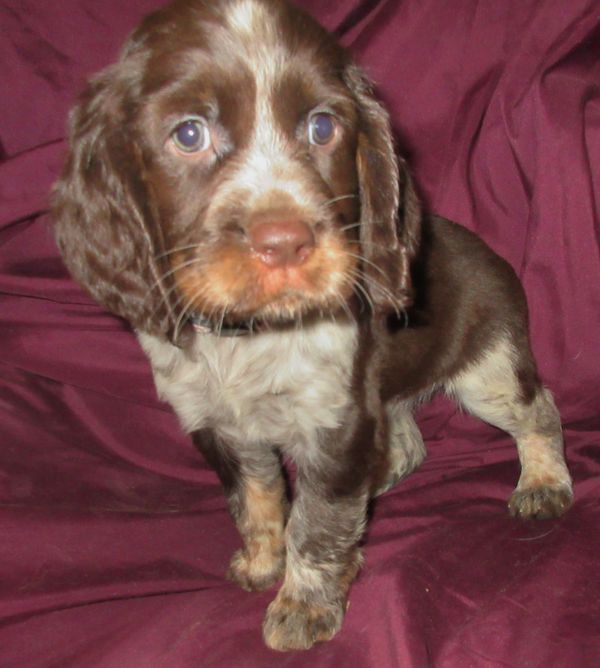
top-left (1, 1), bottom-right (599, 666)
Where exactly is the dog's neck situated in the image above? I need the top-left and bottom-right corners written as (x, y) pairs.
top-left (189, 313), bottom-right (254, 337)
top-left (188, 298), bottom-right (366, 339)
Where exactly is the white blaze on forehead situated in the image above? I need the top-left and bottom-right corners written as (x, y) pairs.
top-left (226, 0), bottom-right (273, 36)
top-left (222, 0), bottom-right (316, 210)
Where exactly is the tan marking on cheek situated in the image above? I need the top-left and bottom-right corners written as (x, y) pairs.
top-left (171, 248), bottom-right (258, 313)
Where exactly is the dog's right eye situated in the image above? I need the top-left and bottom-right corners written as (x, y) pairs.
top-left (171, 118), bottom-right (211, 154)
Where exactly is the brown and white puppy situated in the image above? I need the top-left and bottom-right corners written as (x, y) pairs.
top-left (53, 0), bottom-right (573, 651)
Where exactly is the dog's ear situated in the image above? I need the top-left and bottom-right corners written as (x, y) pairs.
top-left (344, 65), bottom-right (421, 313)
top-left (53, 64), bottom-right (183, 343)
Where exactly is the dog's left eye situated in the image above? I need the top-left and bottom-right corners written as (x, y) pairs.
top-left (308, 113), bottom-right (336, 146)
top-left (171, 118), bottom-right (211, 154)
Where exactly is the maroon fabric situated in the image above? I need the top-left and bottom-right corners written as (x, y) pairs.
top-left (1, 0), bottom-right (599, 665)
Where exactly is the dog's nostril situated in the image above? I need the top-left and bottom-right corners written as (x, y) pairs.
top-left (249, 220), bottom-right (315, 268)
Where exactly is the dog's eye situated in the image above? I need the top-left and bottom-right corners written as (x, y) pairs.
top-left (171, 118), bottom-right (211, 154)
top-left (308, 113), bottom-right (336, 146)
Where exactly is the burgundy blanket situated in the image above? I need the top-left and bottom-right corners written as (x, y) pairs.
top-left (1, 1), bottom-right (599, 665)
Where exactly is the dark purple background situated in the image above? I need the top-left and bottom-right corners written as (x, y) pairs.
top-left (1, 1), bottom-right (599, 665)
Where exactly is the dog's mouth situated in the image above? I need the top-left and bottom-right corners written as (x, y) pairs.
top-left (170, 229), bottom-right (358, 328)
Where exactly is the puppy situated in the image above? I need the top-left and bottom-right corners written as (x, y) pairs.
top-left (53, 0), bottom-right (573, 651)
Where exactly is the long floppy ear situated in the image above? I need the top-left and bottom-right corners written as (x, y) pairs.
top-left (53, 64), bottom-right (181, 342)
top-left (344, 65), bottom-right (421, 313)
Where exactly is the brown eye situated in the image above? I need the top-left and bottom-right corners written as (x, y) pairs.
top-left (308, 113), bottom-right (336, 146)
top-left (171, 118), bottom-right (211, 153)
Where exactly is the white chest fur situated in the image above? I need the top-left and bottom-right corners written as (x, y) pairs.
top-left (138, 320), bottom-right (358, 457)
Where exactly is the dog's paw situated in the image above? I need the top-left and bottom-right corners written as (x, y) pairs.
top-left (227, 548), bottom-right (285, 592)
top-left (508, 482), bottom-right (573, 520)
top-left (263, 593), bottom-right (344, 651)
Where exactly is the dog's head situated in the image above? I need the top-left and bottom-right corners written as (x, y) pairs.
top-left (53, 0), bottom-right (421, 343)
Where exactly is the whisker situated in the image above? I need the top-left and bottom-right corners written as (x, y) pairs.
top-left (337, 267), bottom-right (372, 313)
top-left (342, 250), bottom-right (391, 281)
top-left (339, 221), bottom-right (362, 234)
top-left (154, 244), bottom-right (201, 261)
top-left (344, 243), bottom-right (410, 318)
top-left (173, 281), bottom-right (213, 340)
top-left (144, 258), bottom-right (209, 330)
top-left (216, 307), bottom-right (227, 337)
top-left (327, 303), bottom-right (338, 327)
top-left (144, 275), bottom-right (183, 326)
top-left (142, 256), bottom-right (203, 307)
top-left (323, 193), bottom-right (358, 208)
top-left (346, 238), bottom-right (401, 252)
top-left (350, 275), bottom-right (376, 312)
top-left (346, 266), bottom-right (404, 318)
top-left (331, 288), bottom-right (356, 325)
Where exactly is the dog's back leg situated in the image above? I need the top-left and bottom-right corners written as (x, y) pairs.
top-left (446, 336), bottom-right (573, 519)
top-left (372, 398), bottom-right (427, 497)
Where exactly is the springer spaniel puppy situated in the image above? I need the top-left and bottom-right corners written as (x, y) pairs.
top-left (53, 0), bottom-right (573, 651)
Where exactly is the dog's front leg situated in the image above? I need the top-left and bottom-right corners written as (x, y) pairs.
top-left (263, 428), bottom-right (371, 651)
top-left (192, 429), bottom-right (287, 592)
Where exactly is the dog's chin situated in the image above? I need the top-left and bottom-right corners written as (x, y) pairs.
top-left (191, 289), bottom-right (349, 330)
top-left (250, 293), bottom-right (346, 325)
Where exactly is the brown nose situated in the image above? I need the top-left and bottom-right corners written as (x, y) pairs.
top-left (248, 220), bottom-right (315, 268)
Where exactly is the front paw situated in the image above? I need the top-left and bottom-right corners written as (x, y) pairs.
top-left (228, 547), bottom-right (285, 592)
top-left (263, 592), bottom-right (344, 651)
top-left (509, 482), bottom-right (573, 520)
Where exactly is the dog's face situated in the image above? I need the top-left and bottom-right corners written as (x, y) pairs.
top-left (142, 1), bottom-right (362, 323)
top-left (54, 0), bottom-right (419, 341)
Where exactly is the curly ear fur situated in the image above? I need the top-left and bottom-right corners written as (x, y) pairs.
top-left (52, 63), bottom-right (180, 342)
top-left (344, 65), bottom-right (421, 313)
